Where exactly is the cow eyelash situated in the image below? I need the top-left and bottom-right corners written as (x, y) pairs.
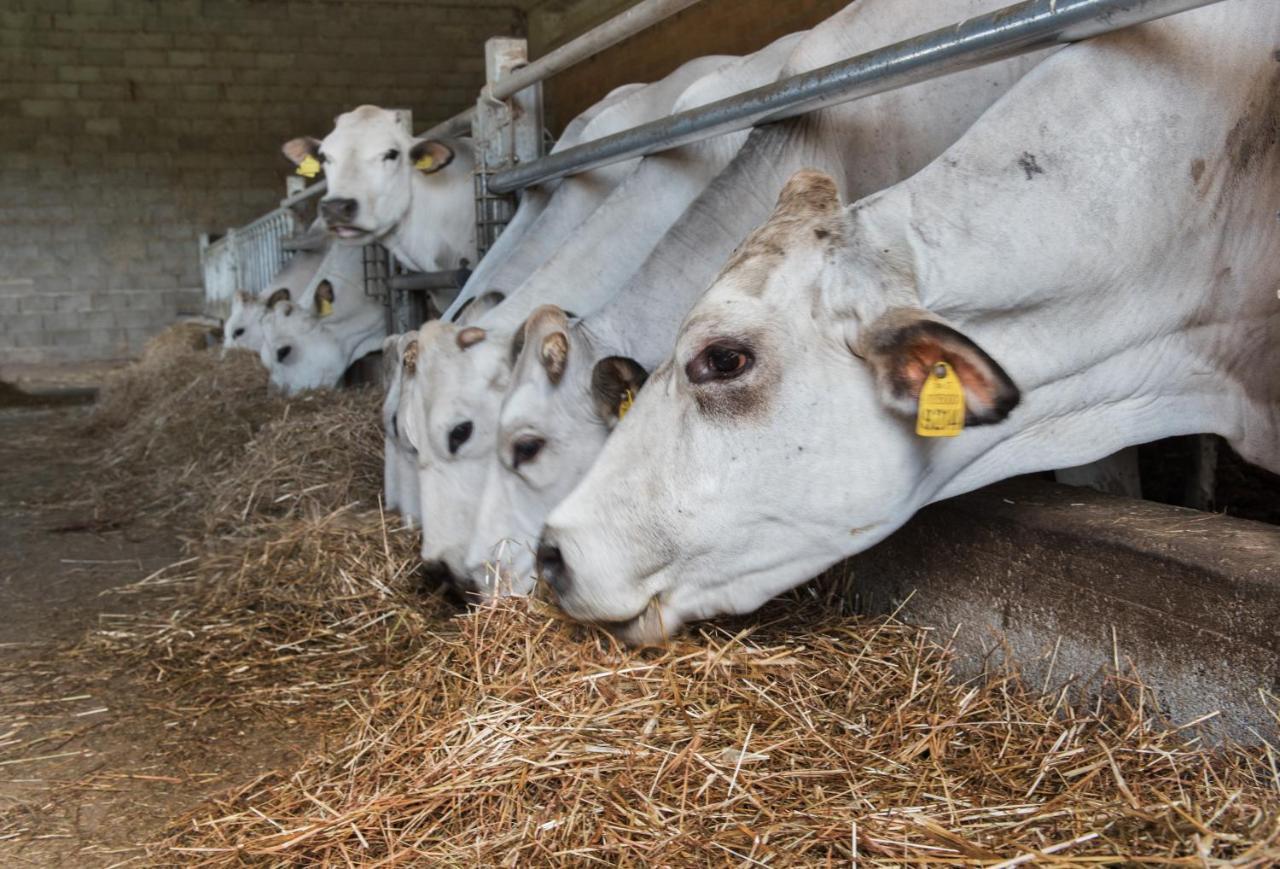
top-left (383, 149), bottom-right (400, 161)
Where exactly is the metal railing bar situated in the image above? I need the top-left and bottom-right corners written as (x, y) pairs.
top-left (487, 0), bottom-right (1222, 195)
top-left (492, 0), bottom-right (704, 101)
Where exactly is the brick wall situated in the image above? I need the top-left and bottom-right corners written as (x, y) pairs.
top-left (0, 0), bottom-right (527, 364)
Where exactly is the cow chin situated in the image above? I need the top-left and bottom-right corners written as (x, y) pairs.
top-left (603, 597), bottom-right (680, 647)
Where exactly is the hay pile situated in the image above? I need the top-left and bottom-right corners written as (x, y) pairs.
top-left (199, 395), bottom-right (384, 534)
top-left (80, 326), bottom-right (383, 525)
top-left (158, 599), bottom-right (1279, 865)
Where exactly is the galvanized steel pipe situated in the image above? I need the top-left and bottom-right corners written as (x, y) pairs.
top-left (488, 0), bottom-right (1224, 194)
top-left (491, 0), bottom-right (704, 101)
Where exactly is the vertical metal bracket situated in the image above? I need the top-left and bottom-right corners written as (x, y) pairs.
top-left (472, 37), bottom-right (543, 257)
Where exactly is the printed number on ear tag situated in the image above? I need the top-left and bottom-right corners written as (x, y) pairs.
top-left (617, 389), bottom-right (635, 421)
top-left (317, 298), bottom-right (334, 318)
top-left (296, 155), bottom-right (321, 179)
top-left (916, 362), bottom-right (965, 438)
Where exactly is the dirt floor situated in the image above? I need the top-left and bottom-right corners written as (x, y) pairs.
top-left (0, 405), bottom-right (313, 867)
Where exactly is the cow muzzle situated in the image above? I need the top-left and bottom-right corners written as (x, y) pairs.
top-left (319, 197), bottom-right (362, 234)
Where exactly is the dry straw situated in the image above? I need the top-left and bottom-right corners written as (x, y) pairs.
top-left (80, 325), bottom-right (383, 527)
top-left (157, 597), bottom-right (1280, 866)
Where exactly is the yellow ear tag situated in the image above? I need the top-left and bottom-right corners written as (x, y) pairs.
top-left (916, 361), bottom-right (965, 437)
top-left (317, 298), bottom-right (334, 318)
top-left (617, 389), bottom-right (635, 421)
top-left (414, 154), bottom-right (435, 171)
top-left (296, 155), bottom-right (321, 179)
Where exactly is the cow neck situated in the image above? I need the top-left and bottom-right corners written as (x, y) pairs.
top-left (584, 121), bottom-right (819, 370)
top-left (383, 168), bottom-right (466, 274)
top-left (841, 66), bottom-right (1280, 511)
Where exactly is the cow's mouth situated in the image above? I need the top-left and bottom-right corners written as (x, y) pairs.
top-left (597, 595), bottom-right (672, 647)
top-left (329, 225), bottom-right (372, 240)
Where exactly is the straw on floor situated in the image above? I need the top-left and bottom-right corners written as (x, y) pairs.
top-left (156, 595), bottom-right (1280, 865)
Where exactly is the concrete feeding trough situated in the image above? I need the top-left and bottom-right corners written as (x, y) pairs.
top-left (854, 478), bottom-right (1279, 741)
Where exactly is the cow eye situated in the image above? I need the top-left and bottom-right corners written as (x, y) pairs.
top-left (512, 436), bottom-right (545, 469)
top-left (383, 149), bottom-right (400, 162)
top-left (232, 327), bottom-right (245, 338)
top-left (687, 341), bottom-right (753, 385)
top-left (447, 421), bottom-right (472, 455)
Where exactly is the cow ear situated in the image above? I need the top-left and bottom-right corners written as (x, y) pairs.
top-left (591, 356), bottom-right (648, 428)
top-left (539, 331), bottom-right (569, 385)
top-left (858, 308), bottom-right (1019, 426)
top-left (457, 326), bottom-right (486, 350)
top-left (314, 279), bottom-right (335, 315)
top-left (282, 137), bottom-right (320, 166)
top-left (410, 139), bottom-right (454, 174)
top-left (402, 337), bottom-right (420, 375)
top-left (265, 287), bottom-right (291, 309)
top-left (277, 301), bottom-right (295, 318)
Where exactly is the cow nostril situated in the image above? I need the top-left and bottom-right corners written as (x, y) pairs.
top-left (536, 541), bottom-right (569, 594)
top-left (276, 345), bottom-right (292, 362)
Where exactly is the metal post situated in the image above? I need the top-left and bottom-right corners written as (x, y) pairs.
top-left (473, 37), bottom-right (544, 257)
top-left (491, 0), bottom-right (702, 102)
top-left (488, 0), bottom-right (1224, 194)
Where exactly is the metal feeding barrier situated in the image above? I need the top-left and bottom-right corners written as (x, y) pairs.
top-left (199, 207), bottom-right (300, 304)
top-left (485, 0), bottom-right (1225, 195)
top-left (202, 0), bottom-right (1225, 323)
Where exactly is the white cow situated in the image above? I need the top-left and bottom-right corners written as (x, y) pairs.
top-left (539, 0), bottom-right (1280, 644)
top-left (402, 49), bottom-right (787, 586)
top-left (463, 0), bottom-right (1050, 595)
top-left (283, 106), bottom-right (477, 307)
top-left (223, 247), bottom-right (326, 354)
top-left (381, 292), bottom-right (505, 526)
top-left (259, 244), bottom-right (386, 395)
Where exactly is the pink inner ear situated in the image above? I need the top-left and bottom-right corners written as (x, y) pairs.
top-left (901, 339), bottom-right (996, 410)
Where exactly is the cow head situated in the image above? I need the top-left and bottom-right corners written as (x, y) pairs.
top-left (258, 295), bottom-right (347, 395)
top-left (224, 289), bottom-right (266, 353)
top-left (464, 306), bottom-right (647, 597)
top-left (402, 319), bottom-right (513, 589)
top-left (284, 105), bottom-right (455, 245)
top-left (539, 170), bottom-right (1020, 644)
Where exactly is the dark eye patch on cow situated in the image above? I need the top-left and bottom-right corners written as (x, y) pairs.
top-left (232, 327), bottom-right (245, 338)
top-left (383, 149), bottom-right (400, 162)
top-left (448, 421), bottom-right (472, 455)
